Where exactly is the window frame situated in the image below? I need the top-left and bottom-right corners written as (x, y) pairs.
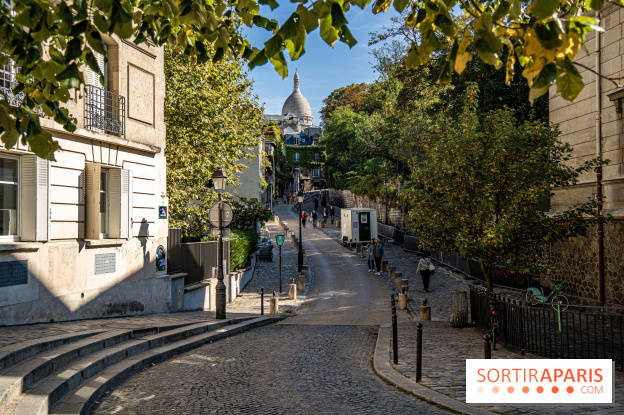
top-left (0, 153), bottom-right (20, 242)
top-left (294, 152), bottom-right (300, 162)
top-left (312, 168), bottom-right (320, 178)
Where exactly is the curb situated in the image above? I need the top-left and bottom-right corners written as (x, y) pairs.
top-left (373, 325), bottom-right (495, 415)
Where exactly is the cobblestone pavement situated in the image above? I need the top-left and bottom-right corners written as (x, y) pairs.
top-left (227, 217), bottom-right (312, 317)
top-left (91, 324), bottom-right (448, 415)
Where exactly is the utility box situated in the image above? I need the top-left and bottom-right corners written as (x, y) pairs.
top-left (341, 208), bottom-right (378, 244)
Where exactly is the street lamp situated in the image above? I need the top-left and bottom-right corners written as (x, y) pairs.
top-left (210, 167), bottom-right (227, 319)
top-left (297, 190), bottom-right (304, 272)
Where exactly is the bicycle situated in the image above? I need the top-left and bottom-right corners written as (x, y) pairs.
top-left (490, 300), bottom-right (501, 350)
top-left (526, 282), bottom-right (569, 311)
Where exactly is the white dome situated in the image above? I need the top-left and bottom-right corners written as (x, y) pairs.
top-left (281, 71), bottom-right (312, 119)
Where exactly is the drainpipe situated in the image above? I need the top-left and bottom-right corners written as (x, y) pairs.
top-left (595, 11), bottom-right (605, 306)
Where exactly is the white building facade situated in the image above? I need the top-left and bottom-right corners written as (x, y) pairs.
top-left (0, 36), bottom-right (171, 325)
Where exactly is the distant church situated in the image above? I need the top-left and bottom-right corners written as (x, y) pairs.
top-left (264, 71), bottom-right (325, 193)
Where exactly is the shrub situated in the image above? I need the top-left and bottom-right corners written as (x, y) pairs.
top-left (202, 229), bottom-right (258, 270)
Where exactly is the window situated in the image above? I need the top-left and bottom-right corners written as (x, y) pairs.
top-left (314, 153), bottom-right (320, 162)
top-left (85, 163), bottom-right (132, 240)
top-left (0, 157), bottom-right (18, 237)
top-left (294, 136), bottom-right (300, 145)
top-left (294, 152), bottom-right (300, 161)
top-left (312, 168), bottom-right (320, 177)
top-left (100, 171), bottom-right (108, 236)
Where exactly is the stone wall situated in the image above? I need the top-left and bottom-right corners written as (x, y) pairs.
top-left (545, 220), bottom-right (624, 307)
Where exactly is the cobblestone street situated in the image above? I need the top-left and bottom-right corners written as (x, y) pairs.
top-left (91, 324), bottom-right (447, 415)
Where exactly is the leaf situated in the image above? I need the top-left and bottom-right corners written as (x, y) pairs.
top-left (284, 24), bottom-right (307, 60)
top-left (586, 0), bottom-right (604, 10)
top-left (56, 64), bottom-right (83, 89)
top-left (438, 37), bottom-right (459, 84)
top-left (270, 51), bottom-right (288, 78)
top-left (509, 0), bottom-right (522, 20)
top-left (264, 34), bottom-right (284, 58)
top-left (330, 3), bottom-right (348, 29)
top-left (339, 24), bottom-right (357, 48)
top-left (529, 62), bottom-right (557, 103)
top-left (372, 0), bottom-right (393, 14)
top-left (249, 49), bottom-right (268, 68)
top-left (505, 52), bottom-right (515, 86)
top-left (556, 57), bottom-right (584, 101)
top-left (298, 8), bottom-right (319, 33)
top-left (259, 0), bottom-right (279, 11)
top-left (320, 16), bottom-right (339, 46)
top-left (277, 13), bottom-right (301, 39)
top-left (65, 38), bottom-right (82, 63)
top-left (454, 31), bottom-right (473, 74)
top-left (528, 0), bottom-right (559, 20)
top-left (393, 0), bottom-right (409, 13)
top-left (28, 131), bottom-right (60, 162)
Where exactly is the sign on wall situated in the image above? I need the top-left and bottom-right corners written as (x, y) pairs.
top-left (159, 206), bottom-right (168, 219)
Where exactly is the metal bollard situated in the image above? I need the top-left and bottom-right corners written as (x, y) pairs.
top-left (416, 322), bottom-right (423, 382)
top-left (391, 295), bottom-right (398, 364)
top-left (261, 288), bottom-right (264, 315)
top-left (484, 334), bottom-right (492, 359)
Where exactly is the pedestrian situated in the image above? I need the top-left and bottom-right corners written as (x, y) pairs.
top-left (374, 239), bottom-right (385, 275)
top-left (330, 206), bottom-right (335, 224)
top-left (367, 239), bottom-right (376, 272)
top-left (417, 251), bottom-right (434, 292)
top-left (284, 194), bottom-right (287, 205)
top-left (323, 207), bottom-right (328, 224)
top-left (312, 209), bottom-right (318, 228)
top-left (301, 211), bottom-right (307, 227)
top-left (313, 197), bottom-right (319, 211)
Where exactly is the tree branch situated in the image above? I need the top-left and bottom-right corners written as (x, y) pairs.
top-left (573, 62), bottom-right (622, 88)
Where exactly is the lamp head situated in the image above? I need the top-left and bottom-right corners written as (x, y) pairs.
top-left (297, 191), bottom-right (304, 203)
top-left (211, 167), bottom-right (228, 192)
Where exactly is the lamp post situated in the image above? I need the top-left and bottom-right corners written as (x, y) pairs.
top-left (384, 180), bottom-right (388, 225)
top-left (297, 190), bottom-right (304, 272)
top-left (211, 167), bottom-right (228, 319)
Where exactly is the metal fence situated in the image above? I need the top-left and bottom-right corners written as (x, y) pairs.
top-left (167, 228), bottom-right (230, 285)
top-left (378, 223), bottom-right (394, 239)
top-left (84, 84), bottom-right (125, 136)
top-left (470, 286), bottom-right (624, 370)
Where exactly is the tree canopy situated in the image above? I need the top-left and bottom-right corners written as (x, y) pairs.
top-left (0, 0), bottom-right (615, 159)
top-left (165, 46), bottom-right (263, 239)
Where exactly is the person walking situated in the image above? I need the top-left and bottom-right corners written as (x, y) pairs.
top-left (367, 239), bottom-right (376, 272)
top-left (374, 239), bottom-right (385, 275)
top-left (323, 207), bottom-right (328, 224)
top-left (330, 206), bottom-right (335, 224)
top-left (311, 209), bottom-right (318, 228)
top-left (417, 251), bottom-right (433, 292)
top-left (301, 211), bottom-right (307, 228)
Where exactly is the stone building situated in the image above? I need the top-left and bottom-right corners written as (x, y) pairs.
top-left (0, 36), bottom-right (170, 324)
top-left (548, 4), bottom-right (624, 306)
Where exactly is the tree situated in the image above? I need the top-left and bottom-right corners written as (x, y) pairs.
top-left (400, 87), bottom-right (608, 293)
top-left (0, 0), bottom-right (612, 159)
top-left (320, 83), bottom-right (369, 123)
top-left (165, 47), bottom-right (263, 240)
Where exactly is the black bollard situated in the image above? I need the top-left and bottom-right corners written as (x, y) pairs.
top-left (484, 334), bottom-right (491, 359)
top-left (261, 288), bottom-right (264, 315)
top-left (416, 322), bottom-right (423, 382)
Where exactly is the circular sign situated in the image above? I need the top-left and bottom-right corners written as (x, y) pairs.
top-left (209, 203), bottom-right (233, 228)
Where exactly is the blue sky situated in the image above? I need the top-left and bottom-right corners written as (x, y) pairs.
top-left (243, 5), bottom-right (401, 124)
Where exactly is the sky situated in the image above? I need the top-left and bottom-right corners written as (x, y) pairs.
top-left (243, 5), bottom-right (401, 124)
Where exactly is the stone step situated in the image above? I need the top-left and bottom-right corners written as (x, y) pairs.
top-left (8, 318), bottom-right (255, 415)
top-left (0, 321), bottom-right (198, 415)
top-left (50, 316), bottom-right (283, 415)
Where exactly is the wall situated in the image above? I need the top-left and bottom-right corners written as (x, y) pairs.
top-left (327, 188), bottom-right (410, 231)
top-left (227, 144), bottom-right (261, 201)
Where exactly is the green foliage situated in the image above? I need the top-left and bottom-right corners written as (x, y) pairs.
top-left (0, 0), bottom-right (607, 158)
top-left (165, 47), bottom-right (263, 240)
top-left (400, 86), bottom-right (609, 292)
top-left (284, 145), bottom-right (324, 170)
top-left (229, 197), bottom-right (273, 230)
top-left (202, 229), bottom-right (258, 270)
top-left (320, 83), bottom-right (370, 123)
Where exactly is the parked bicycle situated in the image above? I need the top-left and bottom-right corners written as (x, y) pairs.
top-left (526, 282), bottom-right (569, 311)
top-left (490, 300), bottom-right (501, 350)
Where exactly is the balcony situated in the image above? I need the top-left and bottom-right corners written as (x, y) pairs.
top-left (1, 61), bottom-right (24, 108)
top-left (84, 84), bottom-right (125, 136)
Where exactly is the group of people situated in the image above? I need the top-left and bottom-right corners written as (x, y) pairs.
top-left (366, 238), bottom-right (435, 292)
top-left (300, 192), bottom-right (335, 229)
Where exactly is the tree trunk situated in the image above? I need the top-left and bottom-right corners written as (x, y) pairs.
top-left (479, 259), bottom-right (493, 294)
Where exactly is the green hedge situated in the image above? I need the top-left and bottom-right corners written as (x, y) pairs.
top-left (202, 229), bottom-right (258, 270)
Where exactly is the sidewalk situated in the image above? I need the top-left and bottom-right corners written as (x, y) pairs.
top-left (313, 205), bottom-right (624, 414)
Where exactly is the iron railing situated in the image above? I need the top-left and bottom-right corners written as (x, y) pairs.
top-left (84, 84), bottom-right (125, 136)
top-left (0, 60), bottom-right (24, 107)
top-left (470, 286), bottom-right (624, 370)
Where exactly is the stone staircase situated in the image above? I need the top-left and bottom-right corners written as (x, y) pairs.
top-left (0, 316), bottom-right (281, 415)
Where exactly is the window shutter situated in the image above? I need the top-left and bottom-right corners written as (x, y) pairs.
top-left (20, 155), bottom-right (49, 241)
top-left (87, 49), bottom-right (106, 88)
top-left (84, 162), bottom-right (101, 240)
top-left (108, 168), bottom-right (132, 238)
